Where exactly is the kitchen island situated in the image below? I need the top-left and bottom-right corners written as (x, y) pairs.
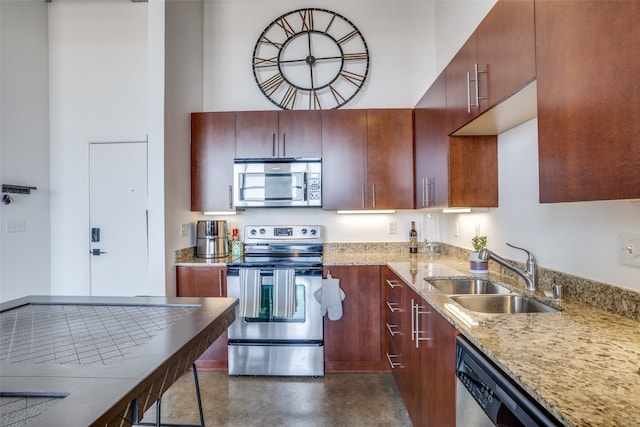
top-left (0, 295), bottom-right (237, 427)
top-left (324, 252), bottom-right (640, 427)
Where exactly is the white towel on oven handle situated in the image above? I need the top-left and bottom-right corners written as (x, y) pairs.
top-left (272, 269), bottom-right (296, 318)
top-left (239, 269), bottom-right (261, 318)
top-left (314, 273), bottom-right (346, 321)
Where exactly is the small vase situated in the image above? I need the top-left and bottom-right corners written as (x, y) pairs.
top-left (469, 252), bottom-right (489, 274)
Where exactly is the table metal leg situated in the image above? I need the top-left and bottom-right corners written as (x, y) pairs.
top-left (133, 363), bottom-right (205, 427)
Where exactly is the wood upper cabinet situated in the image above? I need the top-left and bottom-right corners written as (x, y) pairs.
top-left (191, 112), bottom-right (235, 212)
top-left (446, 0), bottom-right (535, 134)
top-left (415, 72), bottom-right (498, 208)
top-left (235, 110), bottom-right (321, 159)
top-left (176, 266), bottom-right (228, 370)
top-left (476, 0), bottom-right (535, 107)
top-left (321, 110), bottom-right (367, 210)
top-left (322, 109), bottom-right (414, 210)
top-left (535, 0), bottom-right (640, 202)
top-left (366, 109), bottom-right (415, 210)
top-left (323, 265), bottom-right (386, 373)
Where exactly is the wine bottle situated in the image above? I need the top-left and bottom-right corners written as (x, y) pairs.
top-left (409, 221), bottom-right (418, 253)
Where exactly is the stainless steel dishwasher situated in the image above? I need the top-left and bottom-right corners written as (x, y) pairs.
top-left (455, 336), bottom-right (560, 426)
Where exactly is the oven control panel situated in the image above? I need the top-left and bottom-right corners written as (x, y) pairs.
top-left (245, 225), bottom-right (322, 242)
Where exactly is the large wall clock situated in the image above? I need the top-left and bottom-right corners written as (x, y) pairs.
top-left (252, 8), bottom-right (370, 110)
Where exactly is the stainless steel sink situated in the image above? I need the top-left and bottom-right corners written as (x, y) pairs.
top-left (449, 294), bottom-right (559, 314)
top-left (426, 278), bottom-right (511, 295)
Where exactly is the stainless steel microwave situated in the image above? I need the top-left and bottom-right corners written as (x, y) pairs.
top-left (233, 159), bottom-right (322, 208)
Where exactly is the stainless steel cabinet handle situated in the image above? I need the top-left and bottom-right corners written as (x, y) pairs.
top-left (282, 133), bottom-right (286, 157)
top-left (426, 178), bottom-right (434, 207)
top-left (386, 353), bottom-right (401, 369)
top-left (372, 183), bottom-right (376, 208)
top-left (386, 301), bottom-right (402, 313)
top-left (272, 133), bottom-right (276, 157)
top-left (361, 184), bottom-right (365, 208)
top-left (466, 71), bottom-right (472, 113)
top-left (422, 178), bottom-right (426, 207)
top-left (414, 302), bottom-right (432, 349)
top-left (411, 299), bottom-right (416, 342)
top-left (218, 269), bottom-right (223, 296)
top-left (386, 323), bottom-right (401, 337)
top-left (474, 63), bottom-right (488, 107)
top-left (228, 185), bottom-right (233, 209)
top-left (386, 279), bottom-right (401, 289)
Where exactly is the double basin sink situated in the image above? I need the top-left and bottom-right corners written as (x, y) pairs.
top-left (427, 278), bottom-right (559, 314)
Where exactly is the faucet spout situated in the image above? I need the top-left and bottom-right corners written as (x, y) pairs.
top-left (478, 244), bottom-right (538, 291)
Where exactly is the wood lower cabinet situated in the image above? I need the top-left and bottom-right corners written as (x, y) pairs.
top-left (323, 265), bottom-right (387, 372)
top-left (415, 72), bottom-right (498, 209)
top-left (322, 109), bottom-right (414, 210)
top-left (176, 265), bottom-right (228, 370)
top-left (535, 0), bottom-right (640, 202)
top-left (191, 112), bottom-right (235, 212)
top-left (235, 110), bottom-right (321, 159)
top-left (383, 267), bottom-right (457, 426)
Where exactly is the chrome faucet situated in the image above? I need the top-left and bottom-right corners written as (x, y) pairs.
top-left (478, 243), bottom-right (538, 291)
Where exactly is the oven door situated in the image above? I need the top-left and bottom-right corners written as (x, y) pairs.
top-left (227, 270), bottom-right (323, 341)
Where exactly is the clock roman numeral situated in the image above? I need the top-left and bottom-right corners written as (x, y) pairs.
top-left (309, 90), bottom-right (322, 110)
top-left (344, 52), bottom-right (368, 61)
top-left (329, 85), bottom-right (347, 105)
top-left (258, 35), bottom-right (283, 49)
top-left (275, 16), bottom-right (295, 38)
top-left (323, 13), bottom-right (337, 34)
top-left (254, 57), bottom-right (279, 69)
top-left (281, 85), bottom-right (297, 110)
top-left (340, 70), bottom-right (366, 87)
top-left (259, 73), bottom-right (285, 96)
top-left (299, 9), bottom-right (314, 32)
top-left (337, 30), bottom-right (359, 45)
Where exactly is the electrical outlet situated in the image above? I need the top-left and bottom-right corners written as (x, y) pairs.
top-left (180, 223), bottom-right (189, 237)
top-left (6, 219), bottom-right (25, 233)
top-left (620, 233), bottom-right (640, 268)
top-left (388, 221), bottom-right (396, 234)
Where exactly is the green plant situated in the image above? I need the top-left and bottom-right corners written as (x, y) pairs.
top-left (471, 235), bottom-right (487, 252)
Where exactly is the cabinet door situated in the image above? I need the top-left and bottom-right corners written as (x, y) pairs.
top-left (415, 72), bottom-right (449, 208)
top-left (321, 110), bottom-right (367, 210)
top-left (445, 33), bottom-right (480, 134)
top-left (278, 110), bottom-right (322, 158)
top-left (191, 112), bottom-right (235, 212)
top-left (536, 0), bottom-right (640, 202)
top-left (235, 111), bottom-right (279, 158)
top-left (477, 0), bottom-right (535, 106)
top-left (450, 135), bottom-right (498, 208)
top-left (323, 265), bottom-right (386, 372)
top-left (421, 300), bottom-right (457, 426)
top-left (176, 266), bottom-right (228, 369)
top-left (366, 109), bottom-right (414, 209)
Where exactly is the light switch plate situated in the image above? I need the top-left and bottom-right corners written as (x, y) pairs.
top-left (620, 233), bottom-right (640, 268)
top-left (6, 219), bottom-right (25, 233)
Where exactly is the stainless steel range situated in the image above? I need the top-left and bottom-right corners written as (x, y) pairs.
top-left (226, 225), bottom-right (323, 376)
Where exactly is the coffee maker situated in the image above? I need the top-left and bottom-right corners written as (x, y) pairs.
top-left (196, 220), bottom-right (228, 258)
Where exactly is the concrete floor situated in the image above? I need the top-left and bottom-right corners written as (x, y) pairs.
top-left (142, 371), bottom-right (412, 427)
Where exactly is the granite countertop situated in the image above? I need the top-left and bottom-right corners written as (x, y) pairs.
top-left (325, 252), bottom-right (640, 427)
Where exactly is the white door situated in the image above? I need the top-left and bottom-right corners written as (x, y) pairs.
top-left (89, 142), bottom-right (149, 296)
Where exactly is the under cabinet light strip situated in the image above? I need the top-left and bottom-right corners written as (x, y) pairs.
top-left (337, 210), bottom-right (396, 214)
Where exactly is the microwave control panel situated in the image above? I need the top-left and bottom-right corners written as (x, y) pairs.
top-left (308, 173), bottom-right (322, 204)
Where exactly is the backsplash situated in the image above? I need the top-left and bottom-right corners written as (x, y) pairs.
top-left (176, 242), bottom-right (639, 321)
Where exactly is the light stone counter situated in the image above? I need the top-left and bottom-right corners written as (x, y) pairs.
top-left (324, 252), bottom-right (640, 427)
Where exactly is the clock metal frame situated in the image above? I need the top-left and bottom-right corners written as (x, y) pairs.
top-left (252, 8), bottom-right (370, 110)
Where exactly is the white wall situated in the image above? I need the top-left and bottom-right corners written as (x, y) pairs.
top-left (0, 0), bottom-right (51, 302)
top-left (48, 0), bottom-right (151, 295)
top-left (163, 0), bottom-right (205, 296)
top-left (203, 0), bottom-right (437, 110)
